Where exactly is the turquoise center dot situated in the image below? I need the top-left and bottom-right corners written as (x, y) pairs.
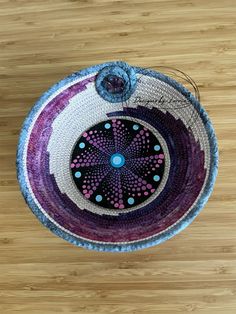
top-left (128, 197), bottom-right (135, 205)
top-left (75, 171), bottom-right (81, 178)
top-left (153, 175), bottom-right (160, 182)
top-left (133, 124), bottom-right (139, 131)
top-left (104, 123), bottom-right (111, 129)
top-left (154, 144), bottom-right (160, 151)
top-left (110, 153), bottom-right (125, 168)
top-left (95, 195), bottom-right (103, 202)
top-left (79, 142), bottom-right (85, 149)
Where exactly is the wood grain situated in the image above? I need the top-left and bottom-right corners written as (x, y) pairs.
top-left (0, 0), bottom-right (236, 313)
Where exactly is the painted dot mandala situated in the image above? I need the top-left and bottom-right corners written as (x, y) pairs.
top-left (70, 119), bottom-right (165, 209)
top-left (17, 61), bottom-right (218, 252)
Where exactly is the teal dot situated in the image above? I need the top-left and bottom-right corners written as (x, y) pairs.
top-left (110, 153), bottom-right (125, 168)
top-left (95, 195), bottom-right (103, 202)
top-left (128, 197), bottom-right (135, 205)
top-left (105, 123), bottom-right (111, 129)
top-left (153, 175), bottom-right (160, 182)
top-left (154, 145), bottom-right (160, 151)
top-left (75, 171), bottom-right (81, 178)
top-left (79, 142), bottom-right (85, 149)
top-left (133, 124), bottom-right (139, 131)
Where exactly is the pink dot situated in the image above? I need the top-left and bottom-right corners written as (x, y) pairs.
top-left (73, 159), bottom-right (77, 163)
top-left (151, 189), bottom-right (155, 193)
top-left (119, 204), bottom-right (125, 209)
top-left (159, 154), bottom-right (164, 159)
top-left (138, 193), bottom-right (141, 196)
top-left (114, 203), bottom-right (119, 208)
top-left (83, 132), bottom-right (88, 137)
top-left (89, 131), bottom-right (93, 134)
top-left (158, 159), bottom-right (163, 164)
top-left (141, 186), bottom-right (146, 191)
top-left (75, 164), bottom-right (80, 168)
top-left (71, 163), bottom-right (75, 168)
top-left (144, 191), bottom-right (149, 196)
top-left (83, 189), bottom-right (87, 194)
top-left (89, 190), bottom-right (93, 195)
top-left (85, 194), bottom-right (90, 198)
top-left (147, 184), bottom-right (152, 189)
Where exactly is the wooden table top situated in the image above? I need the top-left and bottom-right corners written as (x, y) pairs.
top-left (0, 1), bottom-right (235, 313)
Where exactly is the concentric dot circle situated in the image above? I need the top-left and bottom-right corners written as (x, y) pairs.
top-left (110, 153), bottom-right (125, 168)
top-left (70, 118), bottom-right (165, 210)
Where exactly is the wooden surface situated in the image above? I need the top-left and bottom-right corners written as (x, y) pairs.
top-left (0, 0), bottom-right (236, 313)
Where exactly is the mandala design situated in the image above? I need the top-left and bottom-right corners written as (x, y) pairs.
top-left (70, 119), bottom-right (165, 209)
top-left (17, 61), bottom-right (218, 252)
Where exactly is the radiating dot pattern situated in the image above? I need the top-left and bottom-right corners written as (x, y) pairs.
top-left (70, 119), bottom-right (165, 209)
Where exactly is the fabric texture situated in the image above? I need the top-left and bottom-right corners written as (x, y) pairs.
top-left (16, 61), bottom-right (218, 252)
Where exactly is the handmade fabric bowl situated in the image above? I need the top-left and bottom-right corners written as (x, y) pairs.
top-left (17, 61), bottom-right (218, 252)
